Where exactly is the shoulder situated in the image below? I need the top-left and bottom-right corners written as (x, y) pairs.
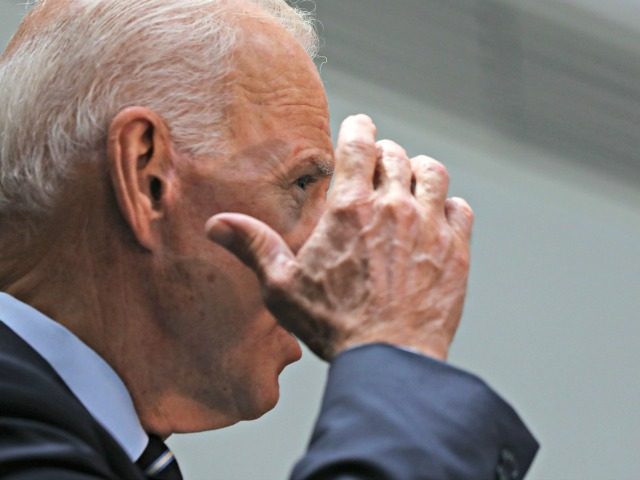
top-left (0, 324), bottom-right (141, 479)
top-left (0, 321), bottom-right (98, 436)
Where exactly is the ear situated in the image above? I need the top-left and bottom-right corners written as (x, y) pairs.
top-left (107, 107), bottom-right (176, 251)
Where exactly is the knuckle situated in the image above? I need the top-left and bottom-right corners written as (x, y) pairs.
top-left (412, 154), bottom-right (436, 166)
top-left (449, 196), bottom-right (471, 210)
top-left (340, 139), bottom-right (377, 159)
top-left (381, 151), bottom-right (411, 171)
top-left (414, 155), bottom-right (449, 180)
top-left (377, 139), bottom-right (407, 157)
top-left (449, 197), bottom-right (475, 223)
top-left (326, 199), bottom-right (372, 235)
top-left (377, 192), bottom-right (416, 218)
top-left (430, 161), bottom-right (449, 181)
top-left (380, 150), bottom-right (406, 163)
top-left (263, 265), bottom-right (294, 296)
top-left (247, 229), bottom-right (269, 253)
top-left (422, 226), bottom-right (455, 249)
top-left (329, 193), bottom-right (370, 216)
top-left (329, 199), bottom-right (353, 216)
top-left (453, 249), bottom-right (470, 270)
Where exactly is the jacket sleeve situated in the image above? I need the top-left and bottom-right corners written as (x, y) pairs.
top-left (291, 344), bottom-right (539, 480)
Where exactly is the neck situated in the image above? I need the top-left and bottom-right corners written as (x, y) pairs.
top-left (0, 190), bottom-right (153, 380)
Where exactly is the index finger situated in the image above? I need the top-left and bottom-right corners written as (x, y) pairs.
top-left (330, 114), bottom-right (377, 199)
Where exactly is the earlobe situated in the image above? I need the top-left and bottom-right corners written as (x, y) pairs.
top-left (107, 107), bottom-right (175, 251)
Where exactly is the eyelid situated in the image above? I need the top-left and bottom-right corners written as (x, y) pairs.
top-left (276, 154), bottom-right (334, 194)
top-left (294, 174), bottom-right (319, 189)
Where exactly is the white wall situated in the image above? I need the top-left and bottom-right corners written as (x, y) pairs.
top-left (321, 70), bottom-right (640, 480)
top-left (2, 1), bottom-right (639, 478)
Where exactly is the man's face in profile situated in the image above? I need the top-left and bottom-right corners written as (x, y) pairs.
top-left (147, 17), bottom-right (334, 427)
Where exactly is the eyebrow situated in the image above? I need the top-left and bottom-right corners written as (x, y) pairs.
top-left (249, 138), bottom-right (334, 183)
top-left (278, 150), bottom-right (334, 179)
top-left (309, 156), bottom-right (334, 177)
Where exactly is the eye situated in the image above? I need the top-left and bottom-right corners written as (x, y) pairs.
top-left (295, 174), bottom-right (318, 191)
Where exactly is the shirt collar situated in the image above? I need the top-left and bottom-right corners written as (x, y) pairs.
top-left (0, 292), bottom-right (148, 460)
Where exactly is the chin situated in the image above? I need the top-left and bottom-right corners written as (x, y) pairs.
top-left (241, 377), bottom-right (281, 421)
top-left (235, 329), bottom-right (303, 421)
top-left (243, 349), bottom-right (301, 421)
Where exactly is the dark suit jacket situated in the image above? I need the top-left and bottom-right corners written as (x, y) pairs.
top-left (0, 322), bottom-right (538, 479)
top-left (0, 322), bottom-right (146, 479)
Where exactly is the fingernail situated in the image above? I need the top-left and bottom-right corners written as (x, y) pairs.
top-left (206, 218), bottom-right (235, 247)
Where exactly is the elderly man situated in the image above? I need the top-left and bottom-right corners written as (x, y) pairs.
top-left (0, 0), bottom-right (538, 479)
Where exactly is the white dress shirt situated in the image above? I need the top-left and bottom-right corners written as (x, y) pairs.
top-left (0, 292), bottom-right (148, 460)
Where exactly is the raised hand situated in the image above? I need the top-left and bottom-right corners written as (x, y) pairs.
top-left (206, 115), bottom-right (473, 361)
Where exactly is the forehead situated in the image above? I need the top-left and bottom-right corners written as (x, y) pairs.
top-left (231, 11), bottom-right (323, 97)
top-left (223, 14), bottom-right (331, 161)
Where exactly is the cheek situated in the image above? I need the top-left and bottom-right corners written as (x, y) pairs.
top-left (150, 248), bottom-right (262, 344)
top-left (284, 194), bottom-right (327, 253)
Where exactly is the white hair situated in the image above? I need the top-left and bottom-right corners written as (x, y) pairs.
top-left (0, 0), bottom-right (318, 214)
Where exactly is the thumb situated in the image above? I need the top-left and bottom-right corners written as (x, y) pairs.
top-left (205, 213), bottom-right (295, 281)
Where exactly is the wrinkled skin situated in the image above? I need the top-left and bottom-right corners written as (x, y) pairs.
top-left (207, 115), bottom-right (473, 361)
top-left (0, 0), bottom-right (473, 438)
top-left (0, 5), bottom-right (334, 436)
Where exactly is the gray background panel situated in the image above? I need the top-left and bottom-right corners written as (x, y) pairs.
top-left (2, 1), bottom-right (639, 478)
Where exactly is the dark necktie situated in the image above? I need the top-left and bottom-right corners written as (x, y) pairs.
top-left (136, 434), bottom-right (183, 480)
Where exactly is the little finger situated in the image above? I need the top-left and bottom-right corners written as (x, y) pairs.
top-left (444, 197), bottom-right (474, 240)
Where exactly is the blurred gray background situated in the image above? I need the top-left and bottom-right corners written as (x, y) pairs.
top-left (2, 0), bottom-right (639, 478)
